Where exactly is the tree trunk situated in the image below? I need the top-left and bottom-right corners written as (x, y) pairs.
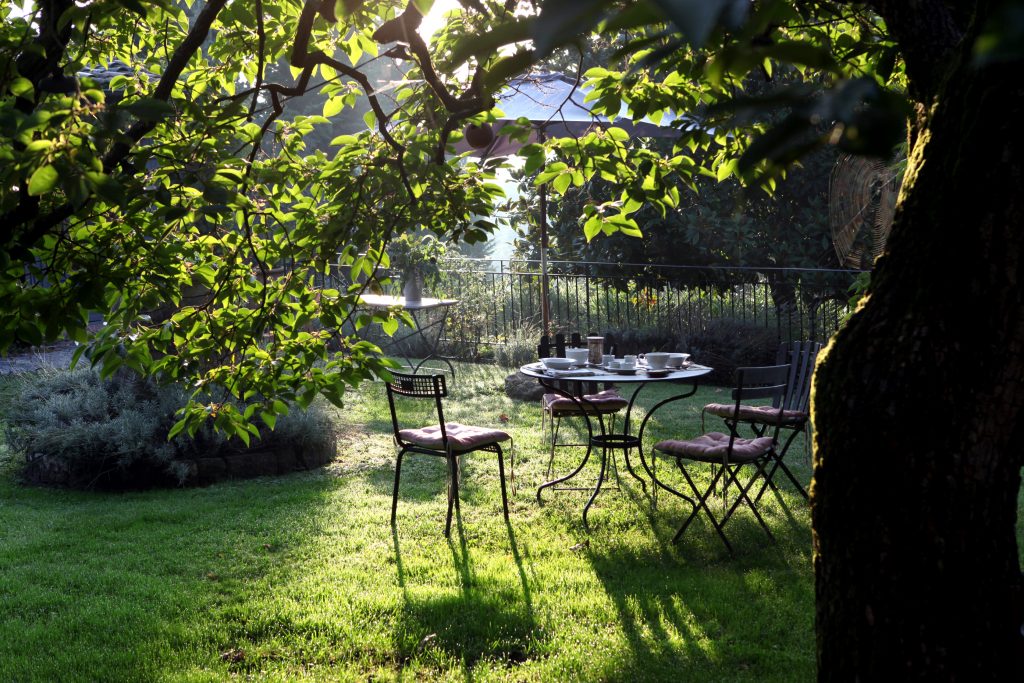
top-left (812, 21), bottom-right (1024, 681)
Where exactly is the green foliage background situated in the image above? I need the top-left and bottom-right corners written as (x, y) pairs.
top-left (1, 0), bottom-right (905, 441)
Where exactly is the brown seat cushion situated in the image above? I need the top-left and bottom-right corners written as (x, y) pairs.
top-left (703, 402), bottom-right (808, 426)
top-left (654, 432), bottom-right (775, 463)
top-left (543, 389), bottom-right (627, 415)
top-left (398, 422), bottom-right (510, 452)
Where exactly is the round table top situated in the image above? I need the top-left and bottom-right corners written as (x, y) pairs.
top-left (519, 361), bottom-right (712, 383)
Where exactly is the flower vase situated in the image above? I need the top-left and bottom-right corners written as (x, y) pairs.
top-left (402, 272), bottom-right (423, 303)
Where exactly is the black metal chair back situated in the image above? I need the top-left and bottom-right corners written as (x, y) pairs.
top-left (733, 364), bottom-right (791, 401)
top-left (385, 372), bottom-right (449, 452)
top-left (727, 364), bottom-right (792, 443)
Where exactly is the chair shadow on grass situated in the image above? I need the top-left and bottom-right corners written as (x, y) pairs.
top-left (572, 463), bottom-right (815, 679)
top-left (529, 427), bottom-right (814, 678)
top-left (389, 511), bottom-right (541, 673)
top-left (582, 535), bottom-right (815, 680)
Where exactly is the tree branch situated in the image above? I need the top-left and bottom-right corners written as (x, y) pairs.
top-left (863, 0), bottom-right (966, 101)
top-left (102, 0), bottom-right (231, 173)
top-left (0, 0), bottom-right (232, 261)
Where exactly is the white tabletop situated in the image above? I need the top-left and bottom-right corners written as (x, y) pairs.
top-left (359, 294), bottom-right (459, 311)
top-left (519, 362), bottom-right (712, 383)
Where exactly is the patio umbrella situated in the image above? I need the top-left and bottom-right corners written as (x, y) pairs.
top-left (458, 71), bottom-right (684, 334)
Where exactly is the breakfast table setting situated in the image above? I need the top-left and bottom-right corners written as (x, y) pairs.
top-left (519, 344), bottom-right (712, 529)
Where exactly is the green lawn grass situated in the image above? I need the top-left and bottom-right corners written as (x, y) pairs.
top-left (0, 363), bottom-right (816, 681)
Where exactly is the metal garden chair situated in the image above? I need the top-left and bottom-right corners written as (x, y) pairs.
top-left (386, 371), bottom-right (512, 536)
top-left (538, 332), bottom-right (626, 479)
top-left (652, 364), bottom-right (791, 553)
top-left (700, 340), bottom-right (821, 500)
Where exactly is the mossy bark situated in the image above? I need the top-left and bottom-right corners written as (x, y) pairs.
top-left (812, 16), bottom-right (1024, 679)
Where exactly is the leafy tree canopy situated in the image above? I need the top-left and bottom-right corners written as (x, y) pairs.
top-left (0, 0), bottom-right (912, 441)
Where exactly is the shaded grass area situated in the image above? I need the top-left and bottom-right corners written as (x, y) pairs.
top-left (0, 363), bottom-right (816, 681)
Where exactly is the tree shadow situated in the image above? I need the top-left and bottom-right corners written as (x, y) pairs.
top-left (570, 477), bottom-right (815, 680)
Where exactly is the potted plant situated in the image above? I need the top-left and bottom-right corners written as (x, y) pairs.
top-left (387, 233), bottom-right (446, 302)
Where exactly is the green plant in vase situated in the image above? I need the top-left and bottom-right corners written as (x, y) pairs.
top-left (387, 233), bottom-right (446, 302)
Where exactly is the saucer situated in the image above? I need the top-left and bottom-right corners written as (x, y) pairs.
top-left (644, 369), bottom-right (670, 378)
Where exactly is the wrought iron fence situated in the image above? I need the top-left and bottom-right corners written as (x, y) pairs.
top-left (376, 257), bottom-right (865, 359)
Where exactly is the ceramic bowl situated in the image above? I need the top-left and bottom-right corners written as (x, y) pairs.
top-left (645, 352), bottom-right (670, 370)
top-left (565, 347), bottom-right (590, 365)
top-left (540, 357), bottom-right (574, 370)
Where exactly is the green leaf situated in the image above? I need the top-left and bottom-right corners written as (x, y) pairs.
top-left (552, 172), bottom-right (572, 194)
top-left (535, 162), bottom-right (568, 185)
top-left (9, 77), bottom-right (34, 98)
top-left (603, 3), bottom-right (662, 32)
top-left (649, 0), bottom-right (729, 48)
top-left (760, 41), bottom-right (838, 72)
top-left (484, 50), bottom-right (539, 91)
top-left (715, 158), bottom-right (736, 181)
top-left (124, 98), bottom-right (175, 121)
top-left (449, 16), bottom-right (535, 67)
top-left (168, 419), bottom-right (187, 441)
top-left (27, 165), bottom-right (59, 196)
top-left (330, 134), bottom-right (360, 146)
top-left (115, 0), bottom-right (148, 17)
top-left (324, 96), bottom-right (344, 117)
top-left (533, 0), bottom-right (604, 57)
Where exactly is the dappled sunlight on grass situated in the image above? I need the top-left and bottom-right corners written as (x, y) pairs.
top-left (0, 362), bottom-right (817, 681)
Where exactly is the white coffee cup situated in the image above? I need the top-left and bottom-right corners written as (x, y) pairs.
top-left (646, 352), bottom-right (670, 370)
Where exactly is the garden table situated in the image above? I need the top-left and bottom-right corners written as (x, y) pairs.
top-left (360, 294), bottom-right (459, 378)
top-left (520, 361), bottom-right (712, 529)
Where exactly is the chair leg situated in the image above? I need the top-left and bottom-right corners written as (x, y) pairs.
top-left (720, 460), bottom-right (777, 544)
top-left (673, 461), bottom-right (733, 554)
top-left (545, 416), bottom-right (562, 479)
top-left (545, 411), bottom-right (618, 482)
top-left (508, 438), bottom-right (516, 496)
top-left (391, 449), bottom-right (406, 525)
top-left (496, 445), bottom-right (510, 519)
top-left (652, 450), bottom-right (658, 509)
top-left (452, 456), bottom-right (462, 514)
top-left (445, 454), bottom-right (458, 537)
top-left (777, 427), bottom-right (809, 498)
top-left (754, 428), bottom-right (809, 503)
